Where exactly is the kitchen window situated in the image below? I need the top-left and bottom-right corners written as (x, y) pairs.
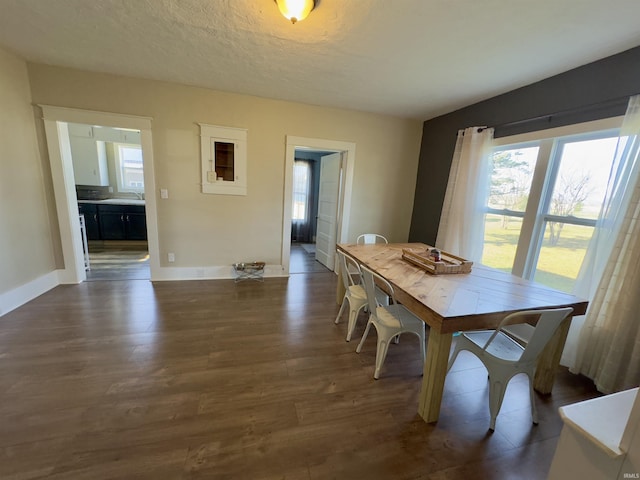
top-left (482, 118), bottom-right (624, 293)
top-left (115, 144), bottom-right (144, 193)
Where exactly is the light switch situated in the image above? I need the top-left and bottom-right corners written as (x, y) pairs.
top-left (160, 189), bottom-right (169, 199)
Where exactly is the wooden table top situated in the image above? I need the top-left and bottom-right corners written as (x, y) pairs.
top-left (338, 242), bottom-right (589, 334)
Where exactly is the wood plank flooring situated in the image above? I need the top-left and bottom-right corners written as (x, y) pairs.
top-left (290, 243), bottom-right (330, 274)
top-left (85, 245), bottom-right (150, 282)
top-left (0, 271), bottom-right (600, 479)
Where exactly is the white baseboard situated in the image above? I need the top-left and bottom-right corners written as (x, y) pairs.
top-left (0, 264), bottom-right (290, 316)
top-left (0, 270), bottom-right (61, 317)
top-left (151, 264), bottom-right (288, 281)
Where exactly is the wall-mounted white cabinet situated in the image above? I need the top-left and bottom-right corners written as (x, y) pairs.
top-left (69, 125), bottom-right (109, 186)
top-left (199, 124), bottom-right (247, 196)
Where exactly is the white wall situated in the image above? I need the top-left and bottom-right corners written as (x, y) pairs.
top-left (0, 48), bottom-right (58, 312)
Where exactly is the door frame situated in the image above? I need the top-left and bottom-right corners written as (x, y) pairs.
top-left (282, 136), bottom-right (355, 274)
top-left (40, 105), bottom-right (159, 283)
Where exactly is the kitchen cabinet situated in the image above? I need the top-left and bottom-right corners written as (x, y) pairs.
top-left (97, 204), bottom-right (147, 240)
top-left (77, 203), bottom-right (101, 240)
top-left (69, 125), bottom-right (109, 186)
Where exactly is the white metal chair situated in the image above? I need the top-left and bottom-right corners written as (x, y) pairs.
top-left (356, 265), bottom-right (426, 379)
top-left (447, 307), bottom-right (574, 431)
top-left (356, 233), bottom-right (388, 245)
top-left (335, 251), bottom-right (387, 342)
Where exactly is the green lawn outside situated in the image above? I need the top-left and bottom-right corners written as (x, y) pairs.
top-left (481, 215), bottom-right (592, 293)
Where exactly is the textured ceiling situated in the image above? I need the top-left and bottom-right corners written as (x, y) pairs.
top-left (1, 0), bottom-right (640, 120)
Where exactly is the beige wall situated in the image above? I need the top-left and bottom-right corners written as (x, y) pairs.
top-left (27, 63), bottom-right (422, 268)
top-left (0, 49), bottom-right (57, 294)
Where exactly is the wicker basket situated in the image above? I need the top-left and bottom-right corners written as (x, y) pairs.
top-left (402, 248), bottom-right (472, 275)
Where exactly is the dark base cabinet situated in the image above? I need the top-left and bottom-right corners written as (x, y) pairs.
top-left (124, 210), bottom-right (147, 240)
top-left (78, 203), bottom-right (101, 240)
top-left (78, 202), bottom-right (147, 241)
top-left (97, 204), bottom-right (147, 241)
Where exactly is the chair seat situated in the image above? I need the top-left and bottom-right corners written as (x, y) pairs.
top-left (464, 331), bottom-right (524, 362)
top-left (348, 284), bottom-right (366, 299)
top-left (377, 304), bottom-right (423, 330)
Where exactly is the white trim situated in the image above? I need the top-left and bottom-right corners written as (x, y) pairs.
top-left (40, 105), bottom-right (152, 130)
top-left (282, 136), bottom-right (355, 274)
top-left (0, 270), bottom-right (60, 317)
top-left (40, 105), bottom-right (160, 283)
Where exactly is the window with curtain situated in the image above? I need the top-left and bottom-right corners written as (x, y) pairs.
top-left (291, 159), bottom-right (313, 243)
top-left (481, 121), bottom-right (623, 293)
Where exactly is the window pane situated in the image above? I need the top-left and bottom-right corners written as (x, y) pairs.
top-left (533, 222), bottom-right (594, 293)
top-left (292, 162), bottom-right (310, 221)
top-left (488, 146), bottom-right (538, 212)
top-left (481, 213), bottom-right (523, 272)
top-left (118, 146), bottom-right (144, 191)
top-left (548, 137), bottom-right (619, 219)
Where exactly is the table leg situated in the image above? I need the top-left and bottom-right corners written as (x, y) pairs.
top-left (534, 316), bottom-right (572, 394)
top-left (418, 331), bottom-right (453, 423)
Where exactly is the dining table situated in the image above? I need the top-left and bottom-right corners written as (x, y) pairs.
top-left (336, 242), bottom-right (589, 424)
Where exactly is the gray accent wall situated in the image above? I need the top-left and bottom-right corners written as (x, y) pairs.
top-left (410, 46), bottom-right (640, 245)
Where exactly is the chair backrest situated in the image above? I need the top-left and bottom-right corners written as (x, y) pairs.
top-left (493, 307), bottom-right (573, 363)
top-left (337, 250), bottom-right (361, 289)
top-left (356, 234), bottom-right (388, 245)
top-left (360, 265), bottom-right (394, 314)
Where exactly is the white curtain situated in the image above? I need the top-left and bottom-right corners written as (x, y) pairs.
top-left (436, 127), bottom-right (494, 262)
top-left (568, 95), bottom-right (640, 393)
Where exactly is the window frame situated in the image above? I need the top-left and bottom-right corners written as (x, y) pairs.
top-left (488, 117), bottom-right (623, 284)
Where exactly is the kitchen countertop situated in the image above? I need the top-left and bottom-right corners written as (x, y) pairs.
top-left (78, 199), bottom-right (146, 206)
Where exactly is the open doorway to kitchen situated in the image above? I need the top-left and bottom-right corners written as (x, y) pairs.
top-left (283, 136), bottom-right (355, 275)
top-left (69, 124), bottom-right (150, 281)
top-left (41, 106), bottom-right (159, 284)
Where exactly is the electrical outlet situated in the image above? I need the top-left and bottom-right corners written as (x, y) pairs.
top-left (160, 189), bottom-right (169, 199)
top-left (207, 171), bottom-right (216, 182)
top-left (167, 252), bottom-right (175, 263)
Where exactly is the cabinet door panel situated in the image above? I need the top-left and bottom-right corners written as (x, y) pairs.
top-left (99, 212), bottom-right (127, 240)
top-left (125, 213), bottom-right (147, 240)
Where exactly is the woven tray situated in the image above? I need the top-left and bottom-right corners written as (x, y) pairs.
top-left (402, 248), bottom-right (472, 275)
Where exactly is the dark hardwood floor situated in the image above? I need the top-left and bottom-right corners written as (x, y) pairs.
top-left (290, 243), bottom-right (330, 274)
top-left (0, 271), bottom-right (600, 479)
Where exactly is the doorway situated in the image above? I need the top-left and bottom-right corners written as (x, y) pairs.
top-left (282, 136), bottom-right (355, 275)
top-left (41, 106), bottom-right (159, 284)
top-left (68, 123), bottom-right (150, 281)
top-left (289, 149), bottom-right (336, 274)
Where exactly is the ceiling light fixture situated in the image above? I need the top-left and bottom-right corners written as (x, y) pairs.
top-left (275, 0), bottom-right (315, 24)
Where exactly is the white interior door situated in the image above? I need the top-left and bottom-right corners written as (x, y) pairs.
top-left (315, 152), bottom-right (341, 270)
